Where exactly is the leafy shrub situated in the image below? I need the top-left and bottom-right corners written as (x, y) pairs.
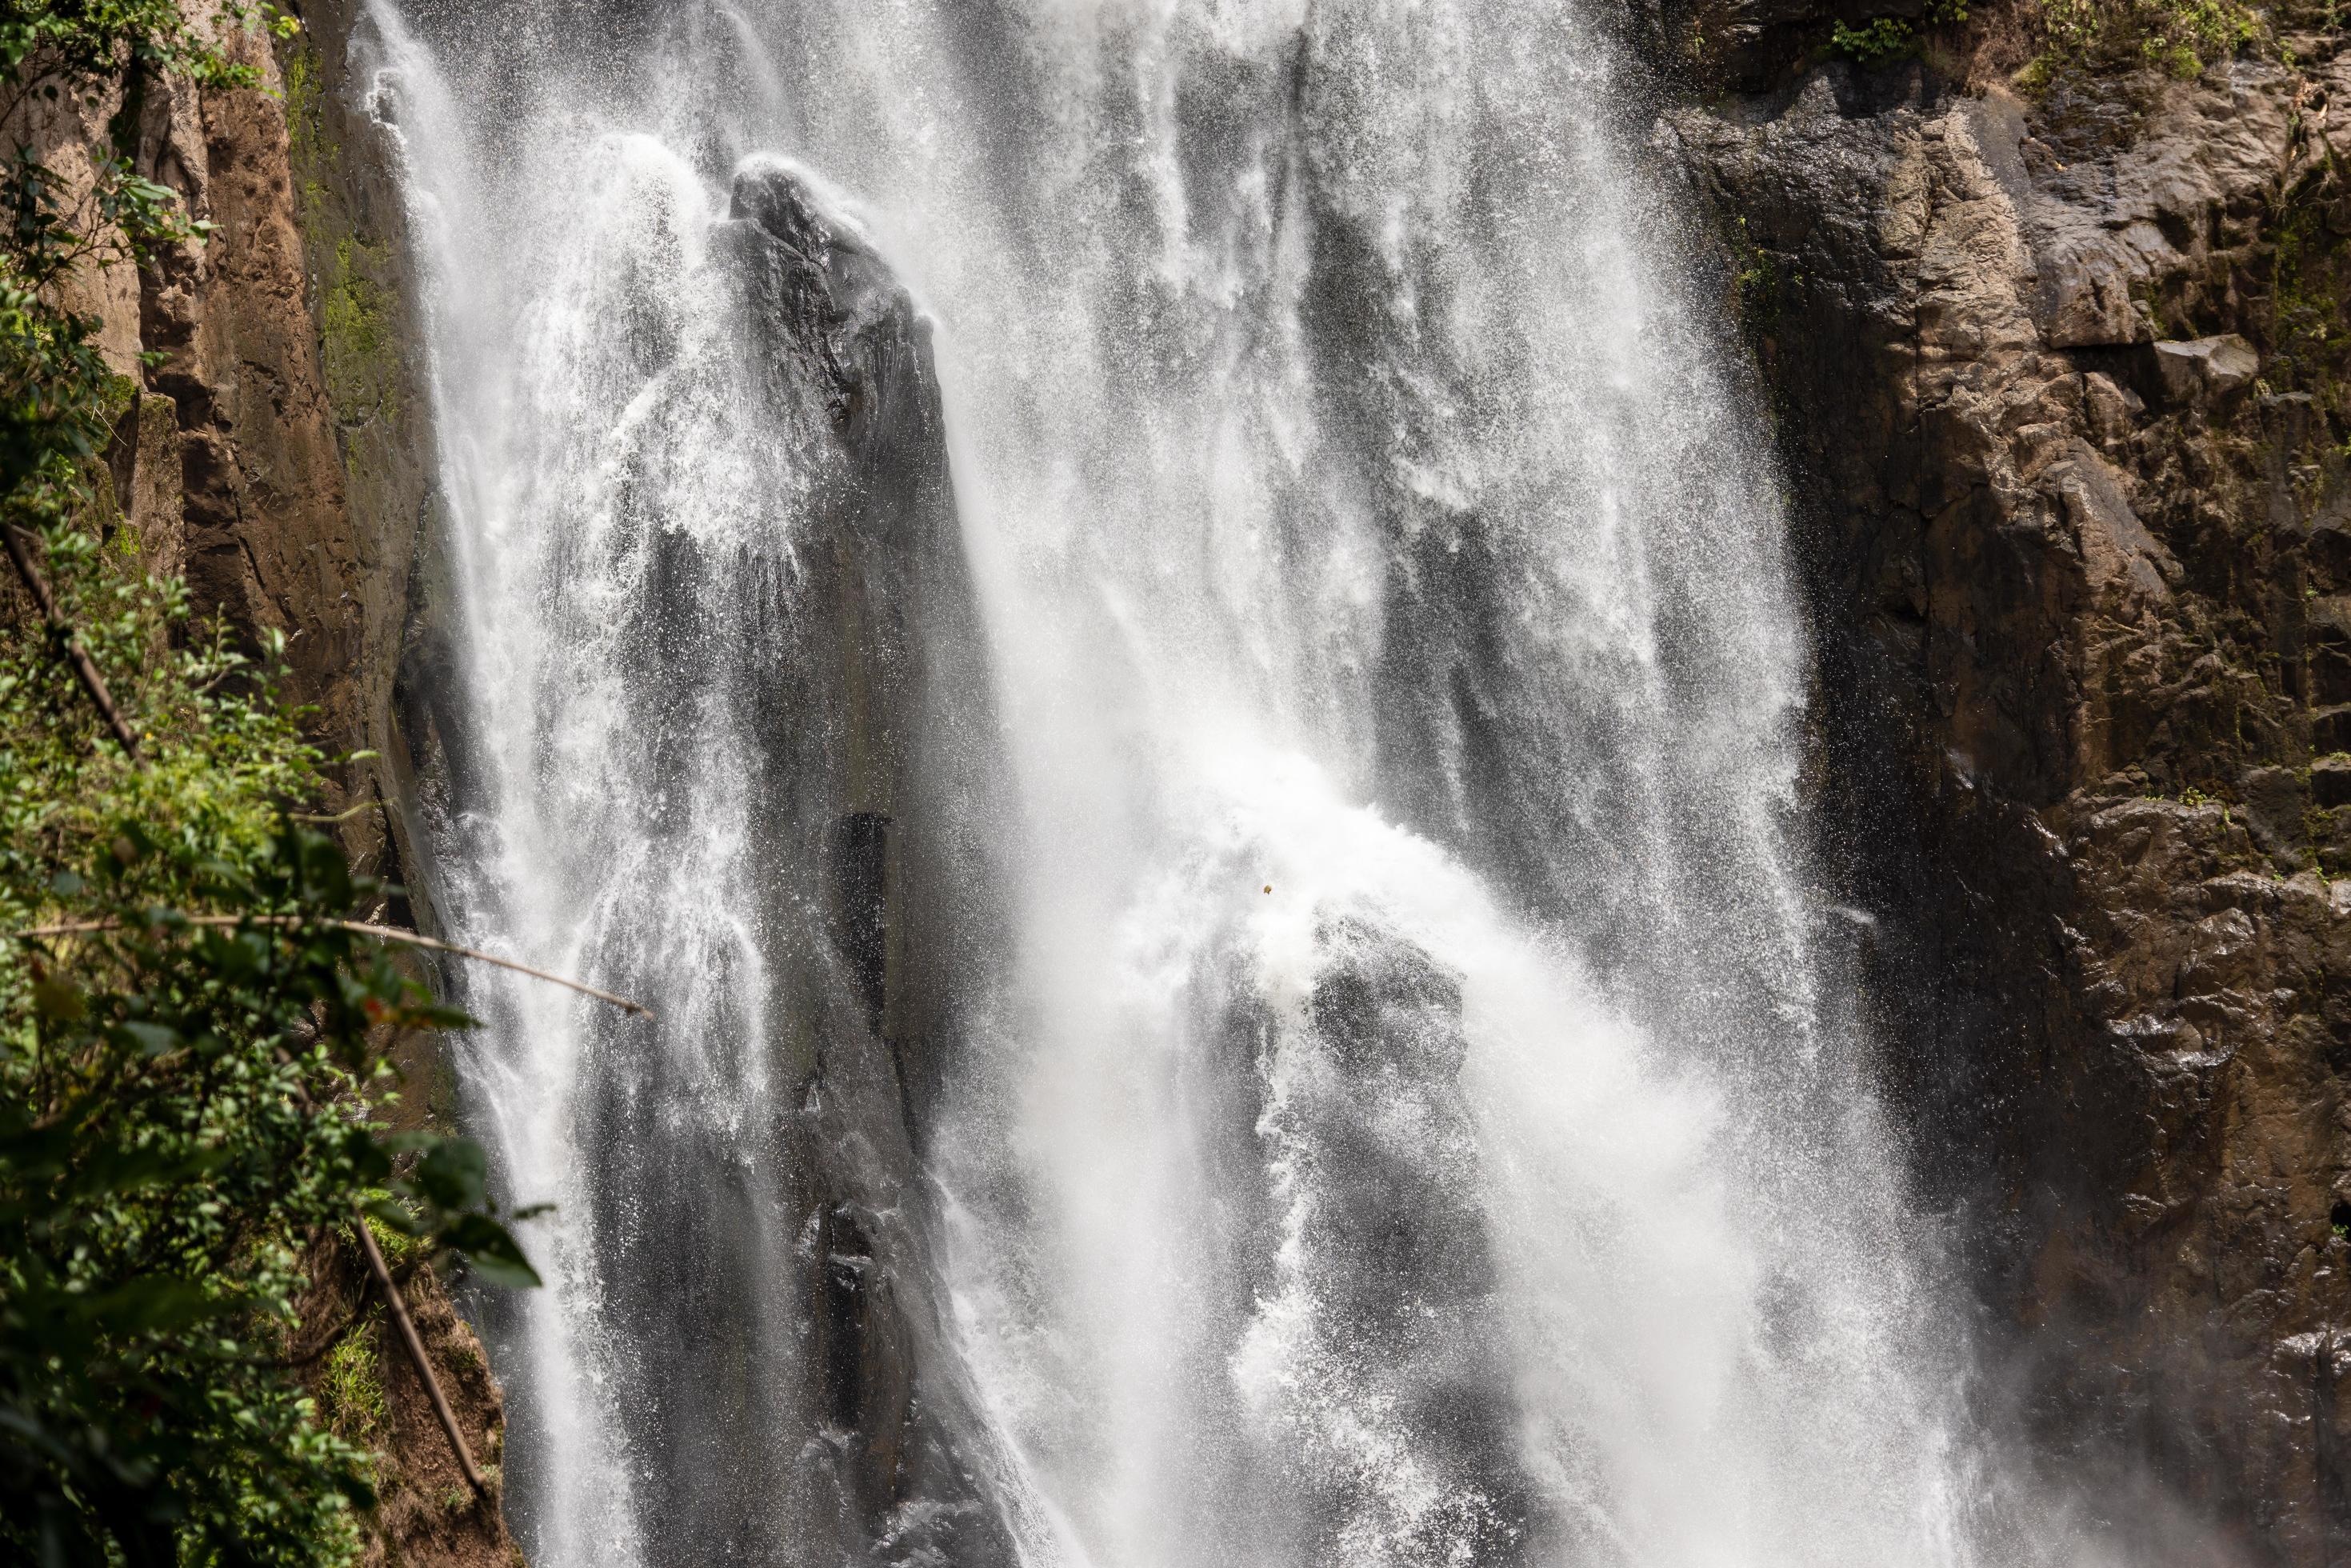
top-left (0, 546), bottom-right (547, 1568)
top-left (1829, 1), bottom-right (1967, 70)
top-left (0, 5), bottom-right (536, 1566)
top-left (2029, 0), bottom-right (2261, 81)
top-left (1832, 16), bottom-right (1921, 64)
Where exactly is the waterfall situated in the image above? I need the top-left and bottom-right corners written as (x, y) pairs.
top-left (356, 1), bottom-right (2033, 1562)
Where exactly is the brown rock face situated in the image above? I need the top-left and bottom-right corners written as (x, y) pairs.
top-left (116, 2), bottom-right (435, 898)
top-left (135, 24), bottom-right (365, 763)
top-left (1669, 45), bottom-right (2351, 1563)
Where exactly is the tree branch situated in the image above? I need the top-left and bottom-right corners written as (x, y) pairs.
top-left (2, 521), bottom-right (142, 758)
top-left (11, 914), bottom-right (654, 1020)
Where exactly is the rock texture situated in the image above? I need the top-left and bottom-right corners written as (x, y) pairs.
top-left (1666, 38), bottom-right (2351, 1563)
top-left (276, 0), bottom-right (461, 936)
top-left (486, 158), bottom-right (1013, 1566)
top-left (135, 20), bottom-right (375, 794)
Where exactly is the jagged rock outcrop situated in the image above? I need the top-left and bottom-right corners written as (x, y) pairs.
top-left (1255, 918), bottom-right (1533, 1565)
top-left (1666, 40), bottom-right (2351, 1562)
top-left (532, 157), bottom-right (1012, 1564)
top-left (716, 158), bottom-right (1004, 1148)
top-left (735, 153), bottom-right (1012, 1563)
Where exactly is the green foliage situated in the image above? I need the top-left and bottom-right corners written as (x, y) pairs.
top-left (0, 4), bottom-right (535, 1566)
top-left (0, 522), bottom-right (538, 1566)
top-left (2133, 0), bottom-right (2259, 74)
top-left (2027, 0), bottom-right (2261, 83)
top-left (0, 0), bottom-right (260, 105)
top-left (318, 1322), bottom-right (387, 1448)
top-left (1832, 15), bottom-right (1918, 66)
top-left (1828, 0), bottom-right (1967, 70)
top-left (0, 0), bottom-right (256, 564)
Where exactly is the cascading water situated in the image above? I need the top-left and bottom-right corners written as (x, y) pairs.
top-left (354, 1), bottom-right (2054, 1562)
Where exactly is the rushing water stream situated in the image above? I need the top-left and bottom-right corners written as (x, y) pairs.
top-left (358, 1), bottom-right (2035, 1562)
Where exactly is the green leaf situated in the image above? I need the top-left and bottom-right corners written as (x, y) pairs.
top-left (30, 976), bottom-right (84, 1021)
top-left (409, 1137), bottom-right (489, 1214)
top-left (107, 1020), bottom-right (177, 1057)
top-left (436, 1214), bottom-right (542, 1290)
top-left (360, 1195), bottom-right (426, 1237)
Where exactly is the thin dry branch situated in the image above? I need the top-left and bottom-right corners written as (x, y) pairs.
top-left (290, 799), bottom-right (386, 825)
top-left (10, 914), bottom-right (654, 1020)
top-left (3, 521), bottom-right (142, 758)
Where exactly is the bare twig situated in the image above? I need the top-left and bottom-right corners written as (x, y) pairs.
top-left (290, 799), bottom-right (386, 825)
top-left (351, 1212), bottom-right (493, 1505)
top-left (3, 521), bottom-right (142, 759)
top-left (10, 915), bottom-right (654, 1020)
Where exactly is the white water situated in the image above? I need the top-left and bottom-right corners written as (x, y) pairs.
top-left (358, 1), bottom-right (2035, 1562)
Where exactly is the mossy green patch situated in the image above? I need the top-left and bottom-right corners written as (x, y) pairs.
top-left (279, 38), bottom-right (403, 434)
top-left (2269, 176), bottom-right (2349, 416)
top-left (280, 40), bottom-right (323, 171)
top-left (319, 1321), bottom-right (389, 1448)
top-left (320, 236), bottom-right (399, 429)
top-left (362, 1207), bottom-right (430, 1271)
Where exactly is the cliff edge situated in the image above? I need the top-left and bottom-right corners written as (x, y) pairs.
top-left (1665, 14), bottom-right (2351, 1561)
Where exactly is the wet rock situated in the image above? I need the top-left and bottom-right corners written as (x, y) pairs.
top-left (550, 159), bottom-right (1012, 1566)
top-left (2153, 334), bottom-right (2259, 405)
top-left (1672, 50), bottom-right (2351, 1565)
top-left (2239, 766), bottom-right (2312, 870)
top-left (1253, 918), bottom-right (1533, 1566)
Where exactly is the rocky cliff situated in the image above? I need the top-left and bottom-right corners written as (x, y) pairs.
top-left (58, 0), bottom-right (2351, 1560)
top-left (1663, 18), bottom-right (2351, 1562)
top-left (113, 7), bottom-right (518, 1564)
